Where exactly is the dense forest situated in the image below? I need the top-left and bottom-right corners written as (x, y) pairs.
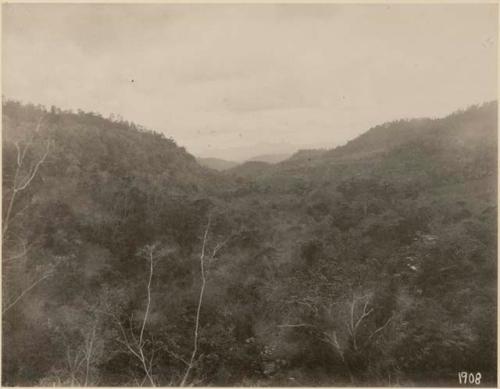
top-left (2, 99), bottom-right (497, 386)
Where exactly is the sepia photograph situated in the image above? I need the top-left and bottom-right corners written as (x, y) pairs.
top-left (1, 2), bottom-right (498, 387)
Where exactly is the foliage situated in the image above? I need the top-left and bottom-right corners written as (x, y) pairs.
top-left (2, 99), bottom-right (497, 386)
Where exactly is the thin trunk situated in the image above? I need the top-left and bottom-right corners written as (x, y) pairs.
top-left (83, 322), bottom-right (97, 387)
top-left (3, 137), bottom-right (50, 239)
top-left (180, 218), bottom-right (210, 387)
top-left (331, 331), bottom-right (355, 385)
top-left (2, 169), bottom-right (19, 240)
top-left (139, 348), bottom-right (155, 387)
top-left (139, 249), bottom-right (155, 386)
top-left (140, 250), bottom-right (154, 348)
top-left (106, 246), bottom-right (157, 387)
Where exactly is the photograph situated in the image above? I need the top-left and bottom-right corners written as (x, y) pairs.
top-left (2, 2), bottom-right (498, 387)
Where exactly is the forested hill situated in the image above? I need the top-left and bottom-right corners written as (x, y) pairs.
top-left (2, 100), bottom-right (497, 386)
top-left (327, 101), bottom-right (496, 160)
top-left (235, 102), bottom-right (497, 192)
top-left (2, 100), bottom-right (228, 195)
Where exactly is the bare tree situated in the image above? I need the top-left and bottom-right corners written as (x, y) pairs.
top-left (106, 245), bottom-right (161, 387)
top-left (65, 344), bottom-right (85, 386)
top-left (3, 115), bottom-right (51, 239)
top-left (346, 294), bottom-right (373, 351)
top-left (101, 220), bottom-right (232, 387)
top-left (279, 292), bottom-right (395, 385)
top-left (3, 115), bottom-right (54, 314)
top-left (44, 311), bottom-right (101, 387)
top-left (180, 216), bottom-right (232, 387)
top-left (179, 219), bottom-right (210, 387)
top-left (321, 327), bottom-right (355, 384)
top-left (82, 319), bottom-right (98, 386)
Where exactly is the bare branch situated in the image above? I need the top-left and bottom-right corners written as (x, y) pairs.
top-left (106, 247), bottom-right (158, 386)
top-left (3, 240), bottom-right (30, 264)
top-left (19, 132), bottom-right (35, 167)
top-left (3, 270), bottom-right (53, 314)
top-left (113, 316), bottom-right (142, 360)
top-left (114, 338), bottom-right (141, 360)
top-left (15, 140), bottom-right (51, 192)
top-left (353, 300), bottom-right (373, 332)
top-left (163, 345), bottom-right (189, 366)
top-left (367, 315), bottom-right (394, 344)
top-left (83, 320), bottom-right (97, 386)
top-left (346, 294), bottom-right (374, 351)
top-left (320, 330), bottom-right (355, 384)
top-left (210, 234), bottom-right (231, 259)
top-left (14, 141), bottom-right (21, 167)
top-left (277, 323), bottom-right (315, 328)
top-left (3, 119), bottom-right (51, 239)
top-left (139, 247), bottom-right (154, 348)
top-left (2, 169), bottom-right (20, 240)
top-left (138, 346), bottom-right (155, 387)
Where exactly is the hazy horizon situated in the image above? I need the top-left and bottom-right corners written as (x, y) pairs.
top-left (3, 4), bottom-right (497, 161)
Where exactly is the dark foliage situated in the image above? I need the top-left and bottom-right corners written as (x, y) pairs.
top-left (2, 99), bottom-right (497, 386)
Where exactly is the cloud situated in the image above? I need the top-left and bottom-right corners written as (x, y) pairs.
top-left (3, 4), bottom-right (497, 158)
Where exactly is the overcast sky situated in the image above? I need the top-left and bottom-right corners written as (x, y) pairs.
top-left (3, 4), bottom-right (498, 161)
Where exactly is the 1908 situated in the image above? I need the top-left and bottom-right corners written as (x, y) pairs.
top-left (458, 372), bottom-right (481, 385)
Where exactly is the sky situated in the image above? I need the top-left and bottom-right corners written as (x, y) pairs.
top-left (2, 3), bottom-right (498, 161)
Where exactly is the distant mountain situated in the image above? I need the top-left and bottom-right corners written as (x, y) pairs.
top-left (247, 153), bottom-right (291, 164)
top-left (197, 157), bottom-right (238, 171)
top-left (199, 153), bottom-right (291, 171)
top-left (199, 142), bottom-right (299, 162)
top-left (225, 160), bottom-right (271, 179)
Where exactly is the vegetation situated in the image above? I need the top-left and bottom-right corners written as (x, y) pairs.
top-left (2, 99), bottom-right (497, 386)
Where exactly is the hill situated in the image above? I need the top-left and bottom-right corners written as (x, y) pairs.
top-left (218, 102), bottom-right (498, 386)
top-left (2, 100), bottom-right (497, 387)
top-left (288, 148), bottom-right (327, 161)
top-left (2, 100), bottom-right (235, 385)
top-left (225, 160), bottom-right (271, 179)
top-left (240, 102), bottom-right (497, 194)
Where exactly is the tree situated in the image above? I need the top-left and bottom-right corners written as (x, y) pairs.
top-left (106, 244), bottom-right (162, 386)
top-left (180, 215), bottom-right (233, 386)
top-left (3, 115), bottom-right (51, 239)
top-left (3, 115), bottom-right (54, 315)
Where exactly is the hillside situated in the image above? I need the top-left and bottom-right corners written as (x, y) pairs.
top-left (240, 102), bottom-right (497, 193)
top-left (225, 160), bottom-right (271, 179)
top-left (2, 100), bottom-right (497, 387)
top-left (326, 102), bottom-right (496, 161)
top-left (288, 148), bottom-right (327, 162)
top-left (198, 153), bottom-right (292, 173)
